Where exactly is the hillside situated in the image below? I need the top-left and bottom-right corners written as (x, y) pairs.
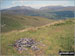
top-left (1, 14), bottom-right (54, 32)
top-left (1, 19), bottom-right (75, 55)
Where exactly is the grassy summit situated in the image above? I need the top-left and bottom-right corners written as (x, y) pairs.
top-left (1, 19), bottom-right (75, 56)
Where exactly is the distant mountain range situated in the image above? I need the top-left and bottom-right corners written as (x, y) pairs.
top-left (40, 6), bottom-right (74, 11)
top-left (1, 6), bottom-right (75, 19)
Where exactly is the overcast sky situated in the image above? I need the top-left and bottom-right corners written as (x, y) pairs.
top-left (0, 0), bottom-right (74, 10)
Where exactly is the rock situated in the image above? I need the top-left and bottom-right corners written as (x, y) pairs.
top-left (31, 45), bottom-right (39, 51)
top-left (14, 38), bottom-right (40, 53)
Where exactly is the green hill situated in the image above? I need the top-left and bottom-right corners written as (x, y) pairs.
top-left (1, 14), bottom-right (54, 32)
top-left (1, 19), bottom-right (75, 55)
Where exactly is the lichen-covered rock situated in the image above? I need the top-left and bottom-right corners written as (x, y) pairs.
top-left (14, 38), bottom-right (39, 53)
top-left (31, 45), bottom-right (39, 51)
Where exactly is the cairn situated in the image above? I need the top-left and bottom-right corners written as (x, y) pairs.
top-left (14, 38), bottom-right (39, 53)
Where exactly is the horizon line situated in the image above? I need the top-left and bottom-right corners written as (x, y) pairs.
top-left (1, 5), bottom-right (74, 10)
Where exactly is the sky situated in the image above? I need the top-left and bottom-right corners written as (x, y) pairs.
top-left (0, 0), bottom-right (75, 10)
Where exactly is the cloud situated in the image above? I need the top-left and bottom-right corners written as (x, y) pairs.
top-left (22, 1), bottom-right (72, 9)
top-left (24, 4), bottom-right (55, 9)
top-left (12, 1), bottom-right (25, 6)
top-left (1, 0), bottom-right (74, 10)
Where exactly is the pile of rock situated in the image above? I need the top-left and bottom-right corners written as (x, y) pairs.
top-left (14, 38), bottom-right (39, 53)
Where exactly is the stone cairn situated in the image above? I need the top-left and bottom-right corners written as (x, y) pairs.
top-left (13, 38), bottom-right (39, 53)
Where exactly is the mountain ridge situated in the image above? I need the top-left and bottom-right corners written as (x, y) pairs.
top-left (1, 6), bottom-right (74, 20)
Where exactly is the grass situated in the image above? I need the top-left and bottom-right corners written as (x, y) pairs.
top-left (1, 19), bottom-right (75, 56)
